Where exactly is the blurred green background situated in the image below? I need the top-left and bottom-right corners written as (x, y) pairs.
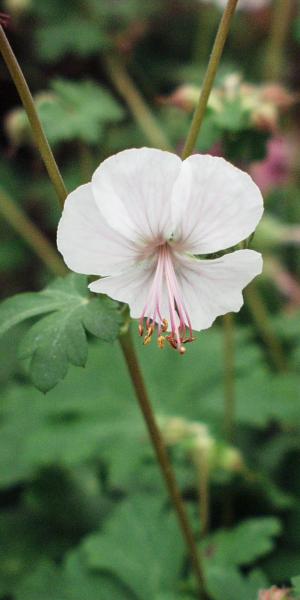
top-left (1, 0), bottom-right (300, 598)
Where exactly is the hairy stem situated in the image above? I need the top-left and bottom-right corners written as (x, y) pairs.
top-left (0, 25), bottom-right (67, 207)
top-left (120, 330), bottom-right (206, 596)
top-left (104, 54), bottom-right (172, 151)
top-left (182, 0), bottom-right (239, 159)
top-left (0, 188), bottom-right (67, 277)
top-left (1, 25), bottom-right (204, 595)
top-left (223, 313), bottom-right (235, 442)
top-left (246, 284), bottom-right (287, 371)
top-left (264, 0), bottom-right (293, 81)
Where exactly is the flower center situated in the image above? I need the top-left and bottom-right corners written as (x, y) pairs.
top-left (138, 244), bottom-right (195, 354)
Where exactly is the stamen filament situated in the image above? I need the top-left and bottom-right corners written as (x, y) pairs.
top-left (138, 244), bottom-right (195, 353)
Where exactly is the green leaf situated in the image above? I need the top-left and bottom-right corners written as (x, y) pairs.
top-left (0, 507), bottom-right (71, 597)
top-left (0, 349), bottom-right (143, 487)
top-left (293, 15), bottom-right (300, 43)
top-left (83, 496), bottom-right (185, 599)
top-left (64, 550), bottom-right (134, 600)
top-left (36, 79), bottom-right (125, 145)
top-left (214, 98), bottom-right (250, 132)
top-left (196, 114), bottom-right (221, 152)
top-left (203, 517), bottom-right (281, 567)
top-left (20, 310), bottom-right (88, 392)
top-left (0, 291), bottom-right (68, 338)
top-left (292, 575), bottom-right (300, 595)
top-left (265, 549), bottom-right (300, 583)
top-left (15, 561), bottom-right (67, 600)
top-left (206, 566), bottom-right (269, 600)
top-left (82, 297), bottom-right (122, 342)
top-left (0, 274), bottom-right (122, 392)
top-left (15, 552), bottom-right (134, 600)
top-left (36, 18), bottom-right (108, 62)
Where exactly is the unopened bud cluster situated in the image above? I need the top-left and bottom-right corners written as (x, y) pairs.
top-left (159, 416), bottom-right (244, 474)
top-left (160, 74), bottom-right (295, 134)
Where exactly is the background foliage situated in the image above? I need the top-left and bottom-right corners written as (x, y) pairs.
top-left (1, 0), bottom-right (300, 598)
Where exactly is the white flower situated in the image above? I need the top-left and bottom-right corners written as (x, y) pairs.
top-left (57, 148), bottom-right (263, 353)
top-left (200, 0), bottom-right (271, 11)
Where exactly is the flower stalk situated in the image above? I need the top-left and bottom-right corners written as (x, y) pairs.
top-left (0, 25), bottom-right (67, 207)
top-left (182, 0), bottom-right (239, 159)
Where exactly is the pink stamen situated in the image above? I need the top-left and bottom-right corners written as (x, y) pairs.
top-left (138, 243), bottom-right (195, 353)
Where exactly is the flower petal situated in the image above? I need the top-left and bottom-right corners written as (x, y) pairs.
top-left (175, 249), bottom-right (263, 331)
top-left (89, 263), bottom-right (155, 319)
top-left (92, 147), bottom-right (182, 241)
top-left (171, 155), bottom-right (263, 254)
top-left (57, 183), bottom-right (139, 276)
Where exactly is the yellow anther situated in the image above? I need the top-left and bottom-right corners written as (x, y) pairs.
top-left (138, 323), bottom-right (144, 336)
top-left (162, 319), bottom-right (168, 333)
top-left (143, 334), bottom-right (152, 346)
top-left (183, 336), bottom-right (196, 344)
top-left (166, 336), bottom-right (178, 350)
top-left (157, 335), bottom-right (165, 349)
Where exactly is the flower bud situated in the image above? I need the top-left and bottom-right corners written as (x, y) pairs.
top-left (261, 84), bottom-right (296, 111)
top-left (258, 586), bottom-right (291, 600)
top-left (158, 84), bottom-right (221, 113)
top-left (159, 416), bottom-right (190, 445)
top-left (189, 430), bottom-right (216, 471)
top-left (4, 107), bottom-right (29, 147)
top-left (251, 102), bottom-right (278, 132)
top-left (217, 446), bottom-right (244, 473)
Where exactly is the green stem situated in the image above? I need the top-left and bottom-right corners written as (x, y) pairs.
top-left (1, 25), bottom-right (204, 595)
top-left (0, 25), bottom-right (67, 207)
top-left (264, 0), bottom-right (293, 81)
top-left (197, 458), bottom-right (210, 538)
top-left (182, 0), bottom-right (238, 159)
top-left (120, 330), bottom-right (206, 597)
top-left (0, 188), bottom-right (67, 277)
top-left (78, 142), bottom-right (95, 183)
top-left (104, 54), bottom-right (172, 151)
top-left (223, 313), bottom-right (235, 442)
top-left (246, 283), bottom-right (287, 371)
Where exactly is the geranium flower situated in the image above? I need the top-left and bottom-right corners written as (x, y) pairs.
top-left (57, 148), bottom-right (263, 353)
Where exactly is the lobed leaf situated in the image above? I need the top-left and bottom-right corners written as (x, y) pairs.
top-left (203, 517), bottom-right (281, 568)
top-left (0, 274), bottom-right (122, 392)
top-left (37, 79), bottom-right (125, 145)
top-left (205, 565), bottom-right (269, 600)
top-left (83, 496), bottom-right (185, 599)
